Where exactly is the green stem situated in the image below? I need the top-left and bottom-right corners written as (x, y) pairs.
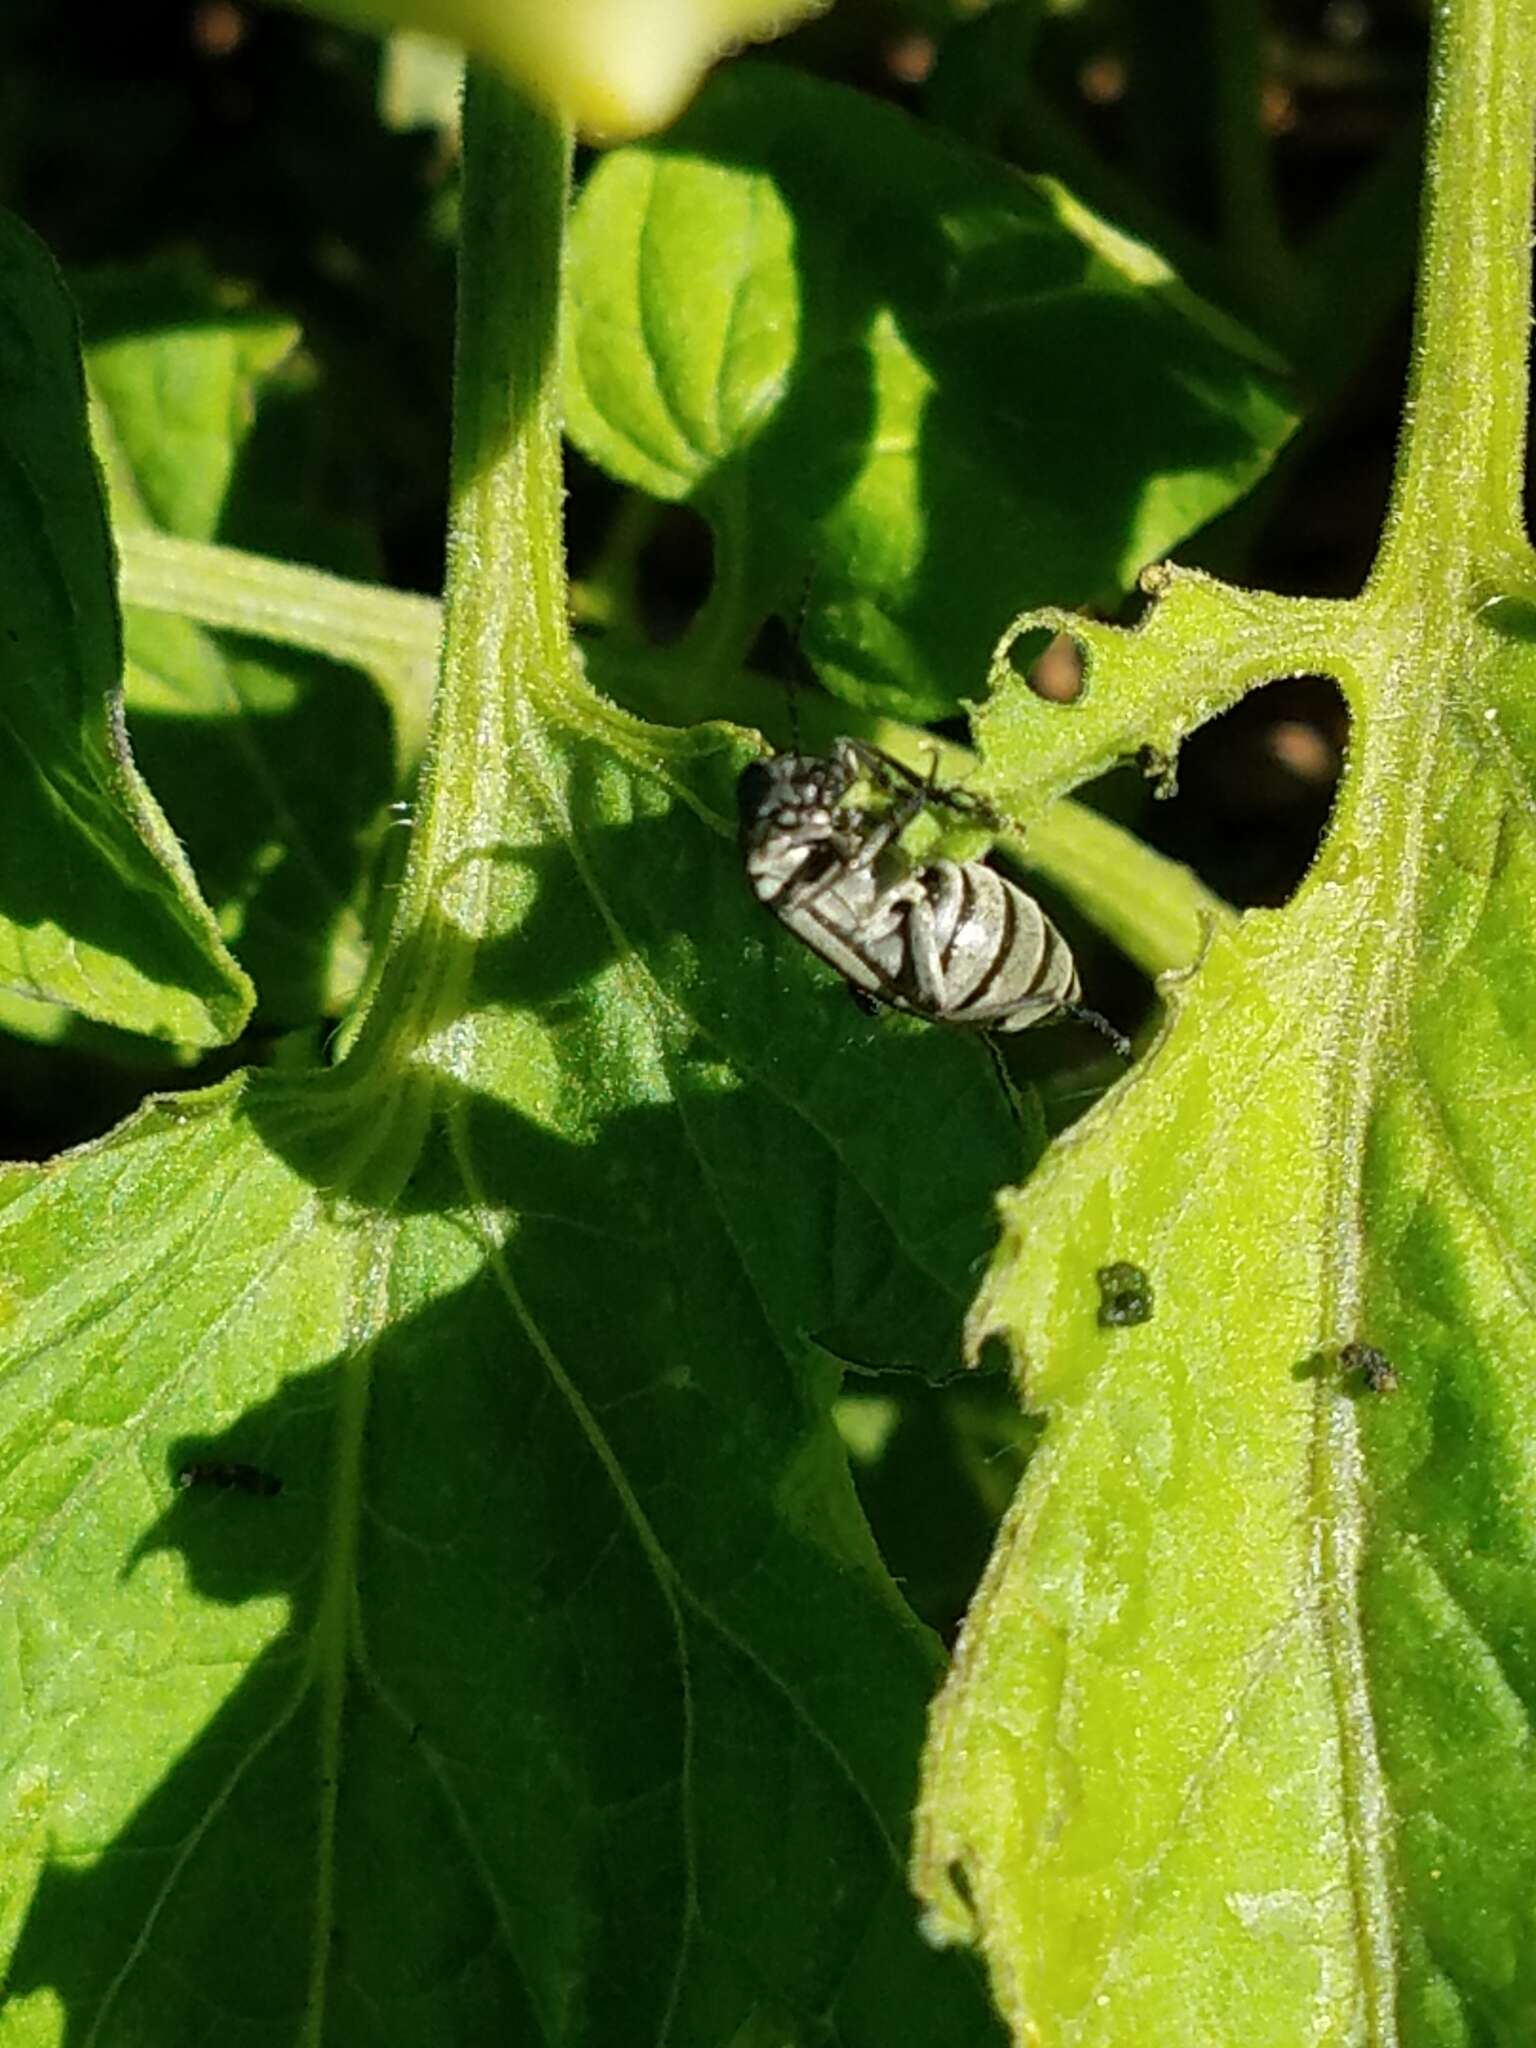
top-left (1022, 797), bottom-right (1230, 981)
top-left (116, 529), bottom-right (442, 771)
top-left (666, 482), bottom-right (762, 715)
top-left (1370, 0), bottom-right (1536, 595)
top-left (347, 73), bottom-right (573, 1067)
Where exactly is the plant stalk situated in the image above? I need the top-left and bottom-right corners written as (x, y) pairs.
top-left (1370, 0), bottom-right (1536, 594)
top-left (345, 73), bottom-right (574, 1068)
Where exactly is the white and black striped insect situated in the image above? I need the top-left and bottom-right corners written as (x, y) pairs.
top-left (738, 737), bottom-right (1127, 1053)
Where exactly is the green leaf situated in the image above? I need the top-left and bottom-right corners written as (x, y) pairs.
top-left (565, 63), bottom-right (1297, 720)
top-left (917, 569), bottom-right (1467, 2038)
top-left (0, 60), bottom-right (1041, 2031)
top-left (81, 268), bottom-right (398, 1026)
top-left (0, 710), bottom-right (1018, 2045)
top-left (912, 0), bottom-right (1536, 2019)
top-left (82, 268), bottom-right (298, 546)
top-left (0, 213), bottom-right (251, 1045)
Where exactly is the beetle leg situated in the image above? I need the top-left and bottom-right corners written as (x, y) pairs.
top-left (884, 861), bottom-right (965, 1013)
top-left (856, 868), bottom-right (926, 941)
top-left (845, 807), bottom-right (917, 873)
top-left (831, 740), bottom-right (926, 870)
top-left (922, 859), bottom-right (967, 954)
top-left (841, 735), bottom-right (1007, 832)
top-left (897, 882), bottom-right (952, 1010)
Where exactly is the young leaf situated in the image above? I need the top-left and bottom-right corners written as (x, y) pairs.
top-left (914, 3), bottom-right (1536, 2038)
top-left (566, 63), bottom-right (1297, 720)
top-left (0, 214), bottom-right (251, 1045)
top-left (84, 273), bottom-right (299, 546)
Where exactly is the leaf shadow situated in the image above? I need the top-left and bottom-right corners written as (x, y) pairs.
top-left (4, 736), bottom-right (1023, 2039)
top-left (5, 1114), bottom-right (1000, 2041)
top-left (125, 632), bottom-right (394, 1028)
top-left (643, 66), bottom-right (1292, 714)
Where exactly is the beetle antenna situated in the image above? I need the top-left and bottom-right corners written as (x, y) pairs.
top-left (1062, 1001), bottom-right (1132, 1061)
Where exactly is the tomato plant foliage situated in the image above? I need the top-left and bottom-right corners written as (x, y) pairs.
top-left (1, 4), bottom-right (1534, 2045)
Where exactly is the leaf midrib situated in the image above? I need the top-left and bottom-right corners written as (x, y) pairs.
top-left (1300, 595), bottom-right (1480, 2040)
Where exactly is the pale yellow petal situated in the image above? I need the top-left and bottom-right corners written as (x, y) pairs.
top-left (299, 0), bottom-right (829, 140)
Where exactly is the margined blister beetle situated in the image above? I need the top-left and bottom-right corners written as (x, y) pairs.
top-left (738, 737), bottom-right (1127, 1054)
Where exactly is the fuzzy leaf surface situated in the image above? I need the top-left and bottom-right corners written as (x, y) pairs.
top-left (914, 563), bottom-right (1536, 2045)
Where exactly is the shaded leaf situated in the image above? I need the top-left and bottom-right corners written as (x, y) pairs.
top-left (0, 693), bottom-right (1022, 2044)
top-left (83, 269), bottom-right (297, 546)
top-left (566, 64), bottom-right (1297, 720)
top-left (0, 213), bottom-right (251, 1044)
top-left (81, 266), bottom-right (398, 1026)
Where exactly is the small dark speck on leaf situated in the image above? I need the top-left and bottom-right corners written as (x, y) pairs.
top-left (1097, 1261), bottom-right (1154, 1327)
top-left (1340, 1342), bottom-right (1399, 1394)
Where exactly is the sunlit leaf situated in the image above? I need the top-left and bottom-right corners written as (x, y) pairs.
top-left (914, 549), bottom-right (1536, 2039)
top-left (567, 65), bottom-right (1296, 720)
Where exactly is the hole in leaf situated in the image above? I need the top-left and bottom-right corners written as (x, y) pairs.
top-left (1136, 673), bottom-right (1348, 909)
top-left (999, 625), bottom-right (1090, 702)
top-left (1026, 630), bottom-right (1085, 703)
top-left (838, 1372), bottom-right (1040, 1643)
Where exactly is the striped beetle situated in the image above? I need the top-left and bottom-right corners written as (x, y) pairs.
top-left (738, 738), bottom-right (1127, 1053)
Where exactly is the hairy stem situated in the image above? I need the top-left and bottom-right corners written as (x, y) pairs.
top-left (1371, 0), bottom-right (1536, 595)
top-left (347, 74), bottom-right (574, 1067)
